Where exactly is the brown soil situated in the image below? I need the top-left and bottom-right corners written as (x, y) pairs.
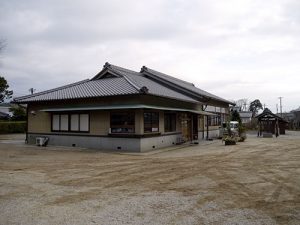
top-left (0, 132), bottom-right (299, 225)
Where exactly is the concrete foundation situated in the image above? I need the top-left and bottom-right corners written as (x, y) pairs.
top-left (27, 133), bottom-right (182, 152)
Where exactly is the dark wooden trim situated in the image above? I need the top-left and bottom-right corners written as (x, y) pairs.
top-left (27, 131), bottom-right (180, 139)
top-left (108, 132), bottom-right (161, 138)
top-left (143, 111), bottom-right (159, 133)
top-left (28, 132), bottom-right (107, 138)
top-left (161, 131), bottom-right (181, 136)
top-left (51, 112), bottom-right (90, 133)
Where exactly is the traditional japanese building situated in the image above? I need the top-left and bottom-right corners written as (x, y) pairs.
top-left (14, 63), bottom-right (234, 152)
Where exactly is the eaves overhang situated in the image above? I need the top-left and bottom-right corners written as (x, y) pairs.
top-left (40, 104), bottom-right (216, 116)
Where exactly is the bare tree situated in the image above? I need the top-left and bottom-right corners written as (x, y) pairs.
top-left (234, 99), bottom-right (248, 111)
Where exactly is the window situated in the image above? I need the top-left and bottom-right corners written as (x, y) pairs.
top-left (52, 114), bottom-right (60, 131)
top-left (52, 113), bottom-right (89, 132)
top-left (79, 114), bottom-right (89, 132)
top-left (164, 113), bottom-right (176, 132)
top-left (144, 112), bottom-right (159, 133)
top-left (70, 114), bottom-right (79, 131)
top-left (60, 114), bottom-right (69, 131)
top-left (110, 112), bottom-right (135, 133)
top-left (208, 114), bottom-right (221, 126)
top-left (52, 114), bottom-right (69, 131)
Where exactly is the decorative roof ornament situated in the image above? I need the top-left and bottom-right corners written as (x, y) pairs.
top-left (140, 86), bottom-right (149, 94)
top-left (104, 62), bottom-right (111, 68)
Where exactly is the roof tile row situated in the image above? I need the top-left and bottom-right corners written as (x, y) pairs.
top-left (14, 63), bottom-right (232, 105)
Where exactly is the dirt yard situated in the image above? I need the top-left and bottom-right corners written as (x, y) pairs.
top-left (0, 132), bottom-right (299, 225)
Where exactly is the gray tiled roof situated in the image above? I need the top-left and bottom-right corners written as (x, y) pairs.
top-left (141, 67), bottom-right (233, 104)
top-left (108, 64), bottom-right (198, 103)
top-left (14, 77), bottom-right (139, 102)
top-left (256, 108), bottom-right (287, 122)
top-left (291, 107), bottom-right (300, 112)
top-left (14, 62), bottom-right (231, 105)
top-left (239, 111), bottom-right (252, 118)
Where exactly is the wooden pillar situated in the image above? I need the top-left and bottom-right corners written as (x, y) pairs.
top-left (206, 116), bottom-right (209, 140)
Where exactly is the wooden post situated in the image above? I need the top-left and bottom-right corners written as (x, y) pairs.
top-left (206, 116), bottom-right (209, 140)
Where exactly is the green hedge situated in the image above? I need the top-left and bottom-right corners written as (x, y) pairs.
top-left (0, 121), bottom-right (27, 134)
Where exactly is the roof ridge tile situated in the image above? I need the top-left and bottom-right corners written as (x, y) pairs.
top-left (142, 66), bottom-right (194, 86)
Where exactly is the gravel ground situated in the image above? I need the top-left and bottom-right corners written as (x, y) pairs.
top-left (0, 131), bottom-right (299, 225)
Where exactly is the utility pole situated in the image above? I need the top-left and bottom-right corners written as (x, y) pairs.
top-left (276, 104), bottom-right (278, 114)
top-left (278, 97), bottom-right (283, 117)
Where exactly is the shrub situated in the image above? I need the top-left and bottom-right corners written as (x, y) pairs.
top-left (10, 106), bottom-right (27, 121)
top-left (0, 121), bottom-right (26, 134)
top-left (238, 136), bottom-right (246, 142)
top-left (222, 135), bottom-right (238, 145)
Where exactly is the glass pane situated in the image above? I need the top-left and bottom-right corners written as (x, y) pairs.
top-left (52, 114), bottom-right (60, 131)
top-left (110, 112), bottom-right (135, 133)
top-left (165, 113), bottom-right (176, 132)
top-left (80, 114), bottom-right (89, 131)
top-left (60, 114), bottom-right (69, 131)
top-left (70, 114), bottom-right (79, 131)
top-left (144, 112), bottom-right (159, 133)
top-left (111, 112), bottom-right (134, 125)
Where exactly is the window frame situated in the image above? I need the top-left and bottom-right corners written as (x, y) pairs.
top-left (110, 111), bottom-right (135, 134)
top-left (144, 111), bottom-right (159, 133)
top-left (51, 112), bottom-right (90, 133)
top-left (164, 112), bottom-right (176, 133)
top-left (208, 114), bottom-right (222, 126)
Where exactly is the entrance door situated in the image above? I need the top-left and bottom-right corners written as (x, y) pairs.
top-left (181, 113), bottom-right (198, 142)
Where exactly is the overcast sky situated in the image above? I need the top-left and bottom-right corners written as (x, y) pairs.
top-left (1, 0), bottom-right (299, 112)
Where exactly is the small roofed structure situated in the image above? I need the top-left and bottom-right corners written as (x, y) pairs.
top-left (256, 108), bottom-right (288, 136)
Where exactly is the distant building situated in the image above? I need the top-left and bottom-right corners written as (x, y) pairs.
top-left (239, 111), bottom-right (252, 124)
top-left (0, 103), bottom-right (14, 119)
top-left (0, 111), bottom-right (10, 120)
top-left (279, 107), bottom-right (300, 130)
top-left (291, 107), bottom-right (300, 129)
top-left (229, 105), bottom-right (252, 124)
top-left (279, 112), bottom-right (295, 129)
top-left (0, 103), bottom-right (13, 117)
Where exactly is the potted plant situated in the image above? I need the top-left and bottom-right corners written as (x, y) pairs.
top-left (222, 135), bottom-right (237, 145)
top-left (238, 124), bottom-right (247, 142)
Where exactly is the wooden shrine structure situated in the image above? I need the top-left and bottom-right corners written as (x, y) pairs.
top-left (256, 108), bottom-right (288, 136)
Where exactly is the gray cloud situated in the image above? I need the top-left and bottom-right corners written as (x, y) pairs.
top-left (0, 0), bottom-right (299, 111)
